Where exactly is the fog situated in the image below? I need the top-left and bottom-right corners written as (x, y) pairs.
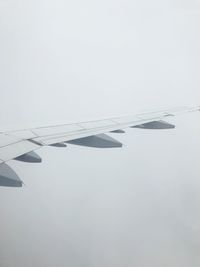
top-left (0, 0), bottom-right (200, 266)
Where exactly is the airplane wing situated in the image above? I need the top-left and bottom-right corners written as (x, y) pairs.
top-left (0, 106), bottom-right (199, 187)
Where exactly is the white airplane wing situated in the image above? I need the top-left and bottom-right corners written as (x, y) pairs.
top-left (0, 106), bottom-right (199, 187)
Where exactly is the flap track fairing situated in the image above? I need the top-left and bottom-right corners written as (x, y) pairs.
top-left (132, 120), bottom-right (175, 129)
top-left (67, 134), bottom-right (122, 148)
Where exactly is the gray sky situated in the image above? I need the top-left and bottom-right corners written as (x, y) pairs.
top-left (0, 0), bottom-right (200, 266)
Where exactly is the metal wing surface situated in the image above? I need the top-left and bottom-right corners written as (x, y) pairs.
top-left (0, 106), bottom-right (198, 187)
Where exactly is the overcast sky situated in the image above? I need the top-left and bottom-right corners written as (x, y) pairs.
top-left (0, 0), bottom-right (200, 266)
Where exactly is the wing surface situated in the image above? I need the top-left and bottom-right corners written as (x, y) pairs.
top-left (0, 106), bottom-right (198, 163)
top-left (0, 106), bottom-right (198, 187)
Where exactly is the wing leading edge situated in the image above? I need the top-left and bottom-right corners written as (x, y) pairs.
top-left (0, 106), bottom-right (199, 187)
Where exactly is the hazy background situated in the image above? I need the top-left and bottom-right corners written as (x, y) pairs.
top-left (0, 0), bottom-right (200, 266)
